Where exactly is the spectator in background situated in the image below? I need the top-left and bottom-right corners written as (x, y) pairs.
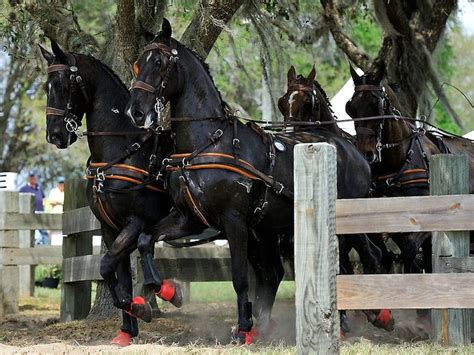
top-left (48, 177), bottom-right (65, 245)
top-left (48, 177), bottom-right (65, 213)
top-left (19, 171), bottom-right (48, 245)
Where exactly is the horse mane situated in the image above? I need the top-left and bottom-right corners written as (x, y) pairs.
top-left (313, 80), bottom-right (337, 118)
top-left (72, 52), bottom-right (130, 94)
top-left (173, 39), bottom-right (232, 112)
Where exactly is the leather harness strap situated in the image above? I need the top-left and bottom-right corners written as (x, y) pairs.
top-left (96, 195), bottom-right (121, 232)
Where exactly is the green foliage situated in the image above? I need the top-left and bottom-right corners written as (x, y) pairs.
top-left (35, 264), bottom-right (62, 281)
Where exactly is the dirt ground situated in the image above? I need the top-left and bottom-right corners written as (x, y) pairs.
top-left (0, 297), bottom-right (439, 354)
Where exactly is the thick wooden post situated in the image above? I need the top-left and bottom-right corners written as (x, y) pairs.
top-left (60, 179), bottom-right (93, 322)
top-left (18, 193), bottom-right (35, 297)
top-left (294, 143), bottom-right (339, 355)
top-left (431, 154), bottom-right (470, 345)
top-left (0, 191), bottom-right (20, 315)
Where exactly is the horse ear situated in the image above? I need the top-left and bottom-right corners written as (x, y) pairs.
top-left (50, 39), bottom-right (68, 63)
top-left (307, 65), bottom-right (316, 82)
top-left (349, 64), bottom-right (361, 85)
top-left (39, 44), bottom-right (54, 64)
top-left (161, 18), bottom-right (172, 40)
top-left (139, 24), bottom-right (156, 43)
top-left (287, 65), bottom-right (296, 86)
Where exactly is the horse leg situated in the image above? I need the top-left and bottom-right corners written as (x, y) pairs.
top-left (99, 225), bottom-right (137, 345)
top-left (111, 254), bottom-right (138, 346)
top-left (247, 230), bottom-right (284, 336)
top-left (224, 218), bottom-right (254, 344)
top-left (138, 209), bottom-right (207, 308)
top-left (348, 234), bottom-right (383, 274)
top-left (99, 217), bottom-right (152, 323)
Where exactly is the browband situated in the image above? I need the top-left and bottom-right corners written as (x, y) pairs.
top-left (47, 64), bottom-right (70, 74)
top-left (46, 107), bottom-right (65, 116)
top-left (354, 85), bottom-right (383, 92)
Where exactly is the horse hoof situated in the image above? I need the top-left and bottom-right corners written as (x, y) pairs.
top-left (373, 309), bottom-right (395, 331)
top-left (111, 331), bottom-right (132, 346)
top-left (127, 296), bottom-right (152, 323)
top-left (232, 328), bottom-right (258, 345)
top-left (156, 279), bottom-right (183, 308)
top-left (340, 313), bottom-right (351, 334)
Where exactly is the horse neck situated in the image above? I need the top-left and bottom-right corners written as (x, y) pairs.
top-left (78, 57), bottom-right (145, 162)
top-left (380, 112), bottom-right (414, 170)
top-left (170, 47), bottom-right (225, 152)
top-left (312, 86), bottom-right (340, 134)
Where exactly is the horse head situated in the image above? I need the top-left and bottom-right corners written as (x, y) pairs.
top-left (346, 65), bottom-right (387, 163)
top-left (39, 39), bottom-right (89, 148)
top-left (278, 65), bottom-right (318, 122)
top-left (126, 19), bottom-right (182, 129)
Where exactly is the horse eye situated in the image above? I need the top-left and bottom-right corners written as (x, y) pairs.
top-left (154, 58), bottom-right (161, 66)
top-left (133, 62), bottom-right (139, 78)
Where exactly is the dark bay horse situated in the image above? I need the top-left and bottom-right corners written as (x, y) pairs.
top-left (125, 19), bottom-right (373, 343)
top-left (346, 66), bottom-right (474, 322)
top-left (40, 40), bottom-right (184, 346)
top-left (278, 66), bottom-right (395, 331)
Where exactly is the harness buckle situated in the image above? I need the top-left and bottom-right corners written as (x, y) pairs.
top-left (254, 201), bottom-right (268, 214)
top-left (149, 154), bottom-right (157, 164)
top-left (233, 138), bottom-right (241, 148)
top-left (96, 169), bottom-right (106, 182)
top-left (70, 66), bottom-right (78, 73)
top-left (130, 142), bottom-right (141, 152)
top-left (182, 157), bottom-right (190, 167)
top-left (275, 182), bottom-right (285, 194)
top-left (211, 129), bottom-right (223, 142)
top-left (162, 158), bottom-right (172, 166)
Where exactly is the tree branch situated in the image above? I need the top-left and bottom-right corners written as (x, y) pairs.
top-left (320, 0), bottom-right (371, 71)
top-left (180, 0), bottom-right (245, 59)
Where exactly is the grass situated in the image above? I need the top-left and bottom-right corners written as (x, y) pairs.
top-left (341, 340), bottom-right (474, 354)
top-left (189, 281), bottom-right (295, 304)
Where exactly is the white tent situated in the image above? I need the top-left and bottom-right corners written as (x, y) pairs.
top-left (463, 131), bottom-right (474, 140)
top-left (329, 68), bottom-right (364, 136)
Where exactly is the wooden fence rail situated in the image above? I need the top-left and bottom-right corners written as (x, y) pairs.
top-left (294, 143), bottom-right (473, 354)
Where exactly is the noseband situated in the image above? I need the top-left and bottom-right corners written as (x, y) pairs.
top-left (285, 83), bottom-right (319, 121)
top-left (46, 56), bottom-right (89, 138)
top-left (131, 42), bottom-right (179, 128)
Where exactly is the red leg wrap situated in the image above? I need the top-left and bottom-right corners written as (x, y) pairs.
top-left (239, 328), bottom-right (258, 345)
top-left (156, 279), bottom-right (176, 302)
top-left (377, 309), bottom-right (392, 328)
top-left (111, 331), bottom-right (132, 346)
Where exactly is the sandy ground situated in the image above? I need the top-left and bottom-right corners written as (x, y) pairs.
top-left (0, 298), bottom-right (438, 354)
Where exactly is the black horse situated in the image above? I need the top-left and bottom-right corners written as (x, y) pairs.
top-left (40, 40), bottom-right (184, 346)
top-left (125, 19), bottom-right (374, 343)
top-left (278, 65), bottom-right (395, 331)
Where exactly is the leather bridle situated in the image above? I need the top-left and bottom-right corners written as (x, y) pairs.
top-left (131, 42), bottom-right (179, 129)
top-left (46, 56), bottom-right (90, 138)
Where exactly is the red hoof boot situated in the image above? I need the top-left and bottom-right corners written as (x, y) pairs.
top-left (233, 328), bottom-right (258, 345)
top-left (126, 296), bottom-right (152, 323)
top-left (156, 279), bottom-right (183, 308)
top-left (111, 331), bottom-right (132, 346)
top-left (374, 309), bottom-right (395, 331)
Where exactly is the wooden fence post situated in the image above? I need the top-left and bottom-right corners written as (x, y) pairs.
top-left (430, 154), bottom-right (470, 345)
top-left (18, 193), bottom-right (35, 297)
top-left (0, 191), bottom-right (20, 315)
top-left (60, 179), bottom-right (93, 321)
top-left (294, 143), bottom-right (339, 355)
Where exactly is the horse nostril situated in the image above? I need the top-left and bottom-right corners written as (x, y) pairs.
top-left (132, 108), bottom-right (144, 120)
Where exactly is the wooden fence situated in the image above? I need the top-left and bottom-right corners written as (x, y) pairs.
top-left (0, 191), bottom-right (62, 316)
top-left (294, 143), bottom-right (474, 354)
